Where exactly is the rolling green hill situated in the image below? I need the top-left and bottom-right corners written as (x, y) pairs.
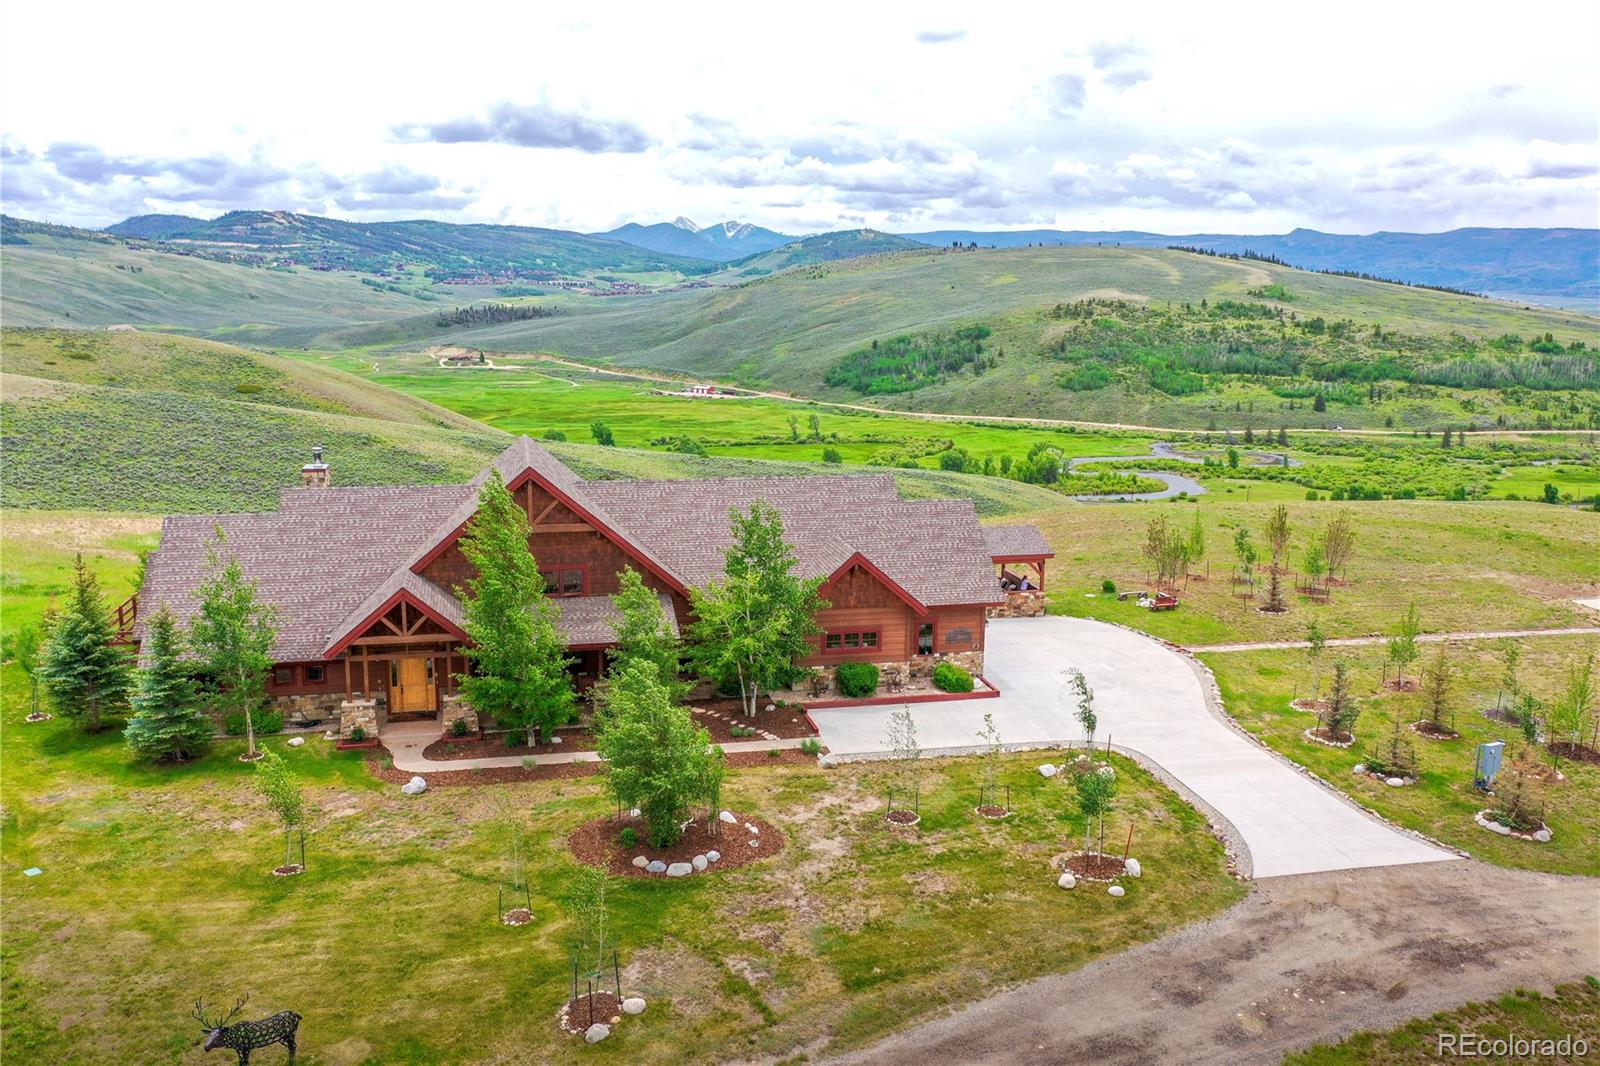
top-left (400, 244), bottom-right (1600, 429)
top-left (722, 228), bottom-right (927, 276)
top-left (0, 328), bottom-right (1058, 515)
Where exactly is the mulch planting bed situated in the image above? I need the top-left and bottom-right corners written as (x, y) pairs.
top-left (1383, 678), bottom-right (1420, 692)
top-left (1304, 726), bottom-right (1354, 748)
top-left (691, 699), bottom-right (818, 741)
top-left (1062, 852), bottom-right (1127, 882)
top-left (559, 991), bottom-right (622, 1035)
top-left (423, 728), bottom-right (599, 761)
top-left (24, 712), bottom-right (52, 723)
top-left (568, 810), bottom-right (784, 877)
top-left (501, 907), bottom-right (533, 927)
top-left (1410, 720), bottom-right (1460, 741)
top-left (885, 809), bottom-right (921, 826)
top-left (1289, 698), bottom-right (1330, 714)
top-left (272, 864), bottom-right (304, 877)
top-left (1481, 706), bottom-right (1523, 727)
top-left (975, 804), bottom-right (1010, 819)
top-left (1547, 742), bottom-right (1600, 766)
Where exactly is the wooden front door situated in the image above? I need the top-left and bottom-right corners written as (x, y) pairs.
top-left (393, 657), bottom-right (436, 714)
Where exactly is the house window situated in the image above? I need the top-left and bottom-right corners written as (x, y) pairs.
top-left (539, 568), bottom-right (585, 596)
top-left (306, 665), bottom-right (326, 684)
top-left (917, 623), bottom-right (935, 655)
top-left (823, 630), bottom-right (879, 654)
top-left (274, 666), bottom-right (294, 685)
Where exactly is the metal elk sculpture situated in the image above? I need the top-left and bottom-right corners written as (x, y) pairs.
top-left (192, 995), bottom-right (301, 1064)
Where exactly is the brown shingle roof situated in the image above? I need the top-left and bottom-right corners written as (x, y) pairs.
top-left (984, 524), bottom-right (1054, 560)
top-left (138, 437), bottom-right (1000, 660)
top-left (555, 593), bottom-right (680, 646)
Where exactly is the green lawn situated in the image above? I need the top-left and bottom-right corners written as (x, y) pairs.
top-left (1024, 496), bottom-right (1600, 645)
top-left (1203, 636), bottom-right (1600, 876)
top-left (1285, 980), bottom-right (1600, 1065)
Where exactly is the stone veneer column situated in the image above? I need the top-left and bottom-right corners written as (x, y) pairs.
top-left (339, 699), bottom-right (377, 739)
top-left (440, 693), bottom-right (479, 735)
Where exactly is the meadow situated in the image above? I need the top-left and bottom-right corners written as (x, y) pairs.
top-left (346, 245), bottom-right (1600, 430)
top-left (1020, 496), bottom-right (1600, 646)
top-left (1203, 636), bottom-right (1600, 877)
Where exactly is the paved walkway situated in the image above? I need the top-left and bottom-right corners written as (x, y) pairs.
top-left (810, 617), bottom-right (1457, 879)
top-left (378, 720), bottom-right (805, 773)
top-left (1189, 625), bottom-right (1600, 653)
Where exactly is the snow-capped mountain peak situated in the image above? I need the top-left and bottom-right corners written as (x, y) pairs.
top-left (671, 216), bottom-right (701, 232)
top-left (717, 221), bottom-right (753, 239)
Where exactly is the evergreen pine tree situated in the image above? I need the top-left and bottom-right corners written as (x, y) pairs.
top-left (125, 607), bottom-right (213, 762)
top-left (39, 555), bottom-right (131, 731)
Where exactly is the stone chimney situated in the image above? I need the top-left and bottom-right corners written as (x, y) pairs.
top-left (301, 444), bottom-right (330, 488)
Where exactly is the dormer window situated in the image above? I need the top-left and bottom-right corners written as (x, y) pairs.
top-left (539, 568), bottom-right (585, 596)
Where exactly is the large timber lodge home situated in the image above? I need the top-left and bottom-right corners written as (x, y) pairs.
top-left (135, 438), bottom-right (1052, 736)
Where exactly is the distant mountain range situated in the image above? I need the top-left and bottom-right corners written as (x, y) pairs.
top-left (598, 220), bottom-right (1596, 303)
top-left (8, 208), bottom-right (1592, 303)
top-left (96, 210), bottom-right (716, 280)
top-left (595, 216), bottom-right (792, 262)
top-left (896, 227), bottom-right (1598, 303)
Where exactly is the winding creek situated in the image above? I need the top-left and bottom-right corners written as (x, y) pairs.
top-left (1065, 441), bottom-right (1300, 502)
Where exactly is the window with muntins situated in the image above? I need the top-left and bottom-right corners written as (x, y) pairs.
top-left (539, 568), bottom-right (585, 596)
top-left (917, 623), bottom-right (935, 655)
top-left (823, 630), bottom-right (879, 653)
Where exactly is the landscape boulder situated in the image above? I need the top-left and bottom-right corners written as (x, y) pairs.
top-left (1057, 872), bottom-right (1076, 890)
top-left (584, 1023), bottom-right (610, 1044)
top-left (400, 776), bottom-right (427, 796)
top-left (691, 854), bottom-right (709, 872)
top-left (666, 862), bottom-right (694, 877)
top-left (622, 997), bottom-right (647, 1016)
top-left (286, 736), bottom-right (306, 748)
top-left (1038, 764), bottom-right (1058, 778)
top-left (645, 860), bottom-right (667, 874)
top-left (629, 808), bottom-right (641, 818)
top-left (631, 855), bottom-right (649, 869)
top-left (1533, 828), bottom-right (1552, 843)
top-left (1351, 763), bottom-right (1366, 774)
top-left (1124, 858), bottom-right (1142, 878)
top-left (1490, 821), bottom-right (1512, 835)
top-left (1108, 885), bottom-right (1126, 898)
top-left (719, 810), bottom-right (738, 824)
top-left (1386, 777), bottom-right (1405, 787)
top-left (706, 850), bottom-right (721, 862)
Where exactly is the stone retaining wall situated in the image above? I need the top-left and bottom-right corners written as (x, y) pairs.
top-left (987, 591), bottom-right (1047, 618)
top-left (806, 651), bottom-right (986, 691)
top-left (272, 692), bottom-right (345, 727)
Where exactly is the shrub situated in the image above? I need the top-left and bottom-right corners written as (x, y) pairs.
top-left (450, 717), bottom-right (470, 737)
top-left (348, 725), bottom-right (367, 742)
top-left (800, 737), bottom-right (822, 755)
top-left (767, 748), bottom-right (781, 758)
top-left (932, 661), bottom-right (975, 693)
top-left (225, 708), bottom-right (283, 736)
top-left (521, 756), bottom-right (536, 769)
top-left (1101, 579), bottom-right (1116, 593)
top-left (834, 662), bottom-right (880, 698)
top-left (504, 729), bottom-right (523, 747)
top-left (619, 826), bottom-right (638, 848)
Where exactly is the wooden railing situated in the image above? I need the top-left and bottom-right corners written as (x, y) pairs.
top-left (112, 593), bottom-right (138, 643)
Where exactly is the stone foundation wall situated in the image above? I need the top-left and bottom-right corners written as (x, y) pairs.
top-left (805, 651), bottom-right (986, 692)
top-left (987, 590), bottom-right (1047, 619)
top-left (339, 699), bottom-right (380, 740)
top-left (272, 692), bottom-right (345, 727)
top-left (440, 693), bottom-right (479, 736)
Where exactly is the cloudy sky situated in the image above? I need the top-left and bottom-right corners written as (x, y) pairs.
top-left (3, 1), bottom-right (1596, 235)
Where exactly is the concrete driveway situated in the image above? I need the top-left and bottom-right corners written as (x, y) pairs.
top-left (809, 616), bottom-right (1457, 878)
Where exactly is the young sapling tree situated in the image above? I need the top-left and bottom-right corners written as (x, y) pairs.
top-left (189, 533), bottom-right (277, 760)
top-left (253, 750), bottom-right (305, 872)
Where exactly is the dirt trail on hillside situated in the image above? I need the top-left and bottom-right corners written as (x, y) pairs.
top-left (823, 862), bottom-right (1599, 1066)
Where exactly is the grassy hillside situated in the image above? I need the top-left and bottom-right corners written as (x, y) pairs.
top-left (407, 245), bottom-right (1600, 429)
top-left (0, 329), bottom-right (1060, 516)
top-left (0, 232), bottom-right (467, 346)
top-left (722, 228), bottom-right (926, 276)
